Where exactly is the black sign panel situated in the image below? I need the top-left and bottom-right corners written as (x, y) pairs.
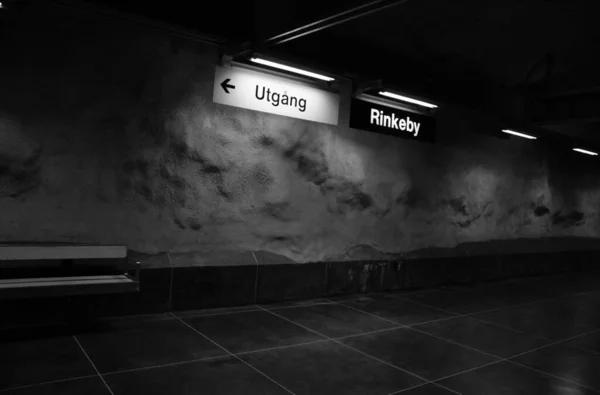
top-left (349, 98), bottom-right (436, 143)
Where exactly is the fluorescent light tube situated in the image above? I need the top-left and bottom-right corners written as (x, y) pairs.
top-left (501, 129), bottom-right (537, 140)
top-left (573, 148), bottom-right (598, 156)
top-left (250, 58), bottom-right (334, 82)
top-left (379, 91), bottom-right (438, 108)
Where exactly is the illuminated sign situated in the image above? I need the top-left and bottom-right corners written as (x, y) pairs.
top-left (213, 66), bottom-right (340, 125)
top-left (349, 98), bottom-right (436, 143)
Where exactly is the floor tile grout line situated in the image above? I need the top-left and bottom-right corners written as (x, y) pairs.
top-left (334, 325), bottom-right (406, 340)
top-left (396, 327), bottom-right (600, 394)
top-left (6, 284), bottom-right (594, 383)
top-left (90, 333), bottom-right (396, 379)
top-left (171, 313), bottom-right (297, 395)
top-left (255, 305), bottom-right (441, 390)
top-left (337, 299), bottom-right (600, 390)
top-left (385, 383), bottom-right (432, 395)
top-left (3, 284), bottom-right (595, 393)
top-left (251, 251), bottom-right (259, 304)
top-left (174, 307), bottom-right (263, 319)
top-left (464, 315), bottom-right (537, 336)
top-left (257, 305), bottom-right (470, 395)
top-left (14, 319), bottom-right (407, 385)
top-left (177, 302), bottom-right (335, 319)
top-left (338, 295), bottom-right (600, 391)
top-left (334, 301), bottom-right (409, 327)
top-left (342, 288), bottom-right (437, 301)
top-left (165, 281), bottom-right (590, 321)
top-left (332, 297), bottom-right (516, 330)
top-left (100, 339), bottom-right (336, 378)
top-left (326, 295), bottom-right (594, 358)
top-left (405, 313), bottom-right (478, 329)
top-left (391, 358), bottom-right (507, 394)
top-left (108, 326), bottom-right (412, 377)
top-left (420, 325), bottom-right (600, 392)
top-left (410, 322), bottom-right (600, 363)
top-left (468, 311), bottom-right (600, 342)
top-left (430, 359), bottom-right (506, 385)
top-left (388, 379), bottom-right (466, 395)
top-left (268, 301), bottom-right (339, 311)
top-left (167, 252), bottom-right (174, 310)
top-left (395, 298), bottom-right (466, 316)
top-left (73, 336), bottom-right (115, 395)
top-left (118, 285), bottom-right (559, 323)
top-left (101, 355), bottom-right (231, 376)
top-left (234, 339), bottom-right (331, 356)
top-left (392, 297), bottom-right (476, 315)
top-left (332, 298), bottom-right (525, 336)
top-left (504, 327), bottom-right (600, 360)
top-left (324, 289), bottom-right (438, 305)
top-left (407, 326), bottom-right (504, 360)
top-left (99, 313), bottom-right (175, 324)
top-left (100, 309), bottom-right (259, 324)
top-left (334, 299), bottom-right (450, 326)
top-left (397, 297), bottom-right (560, 337)
top-left (388, 294), bottom-right (525, 316)
top-left (4, 290), bottom-right (596, 394)
top-left (339, 296), bottom-right (600, 378)
top-left (0, 375), bottom-right (100, 394)
top-left (391, 284), bottom-right (579, 311)
top-left (412, 294), bottom-right (559, 316)
top-left (175, 300), bottom-right (338, 320)
top-left (571, 343), bottom-right (600, 356)
top-left (507, 359), bottom-right (600, 394)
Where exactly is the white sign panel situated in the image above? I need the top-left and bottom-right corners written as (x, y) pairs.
top-left (213, 66), bottom-right (340, 125)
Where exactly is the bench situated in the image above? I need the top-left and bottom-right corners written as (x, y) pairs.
top-left (0, 244), bottom-right (140, 300)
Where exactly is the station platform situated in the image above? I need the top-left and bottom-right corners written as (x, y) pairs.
top-left (2, 271), bottom-right (600, 394)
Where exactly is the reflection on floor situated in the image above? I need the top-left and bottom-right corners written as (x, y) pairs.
top-left (2, 272), bottom-right (600, 394)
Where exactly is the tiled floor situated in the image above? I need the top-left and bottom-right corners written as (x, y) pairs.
top-left (2, 272), bottom-right (600, 394)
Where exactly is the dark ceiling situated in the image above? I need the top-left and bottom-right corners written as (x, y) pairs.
top-left (7, 0), bottom-right (600, 143)
top-left (269, 0), bottom-right (600, 145)
top-left (70, 0), bottom-right (370, 42)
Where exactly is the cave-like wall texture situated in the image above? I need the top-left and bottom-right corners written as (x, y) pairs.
top-left (1, 4), bottom-right (599, 264)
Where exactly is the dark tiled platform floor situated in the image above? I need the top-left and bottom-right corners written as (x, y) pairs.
top-left (3, 272), bottom-right (600, 394)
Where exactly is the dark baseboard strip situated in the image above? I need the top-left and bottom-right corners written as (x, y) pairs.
top-left (1, 250), bottom-right (598, 325)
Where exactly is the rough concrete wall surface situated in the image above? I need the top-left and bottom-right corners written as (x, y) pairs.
top-left (0, 5), bottom-right (599, 264)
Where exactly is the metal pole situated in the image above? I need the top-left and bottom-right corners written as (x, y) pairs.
top-left (264, 0), bottom-right (414, 46)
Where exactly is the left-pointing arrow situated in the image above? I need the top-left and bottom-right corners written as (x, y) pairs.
top-left (221, 78), bottom-right (235, 94)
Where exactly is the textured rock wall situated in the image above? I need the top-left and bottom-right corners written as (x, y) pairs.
top-left (1, 4), bottom-right (599, 264)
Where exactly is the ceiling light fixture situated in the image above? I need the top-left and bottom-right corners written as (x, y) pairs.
top-left (501, 129), bottom-right (537, 140)
top-left (573, 148), bottom-right (598, 156)
top-left (249, 58), bottom-right (334, 82)
top-left (379, 91), bottom-right (438, 109)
